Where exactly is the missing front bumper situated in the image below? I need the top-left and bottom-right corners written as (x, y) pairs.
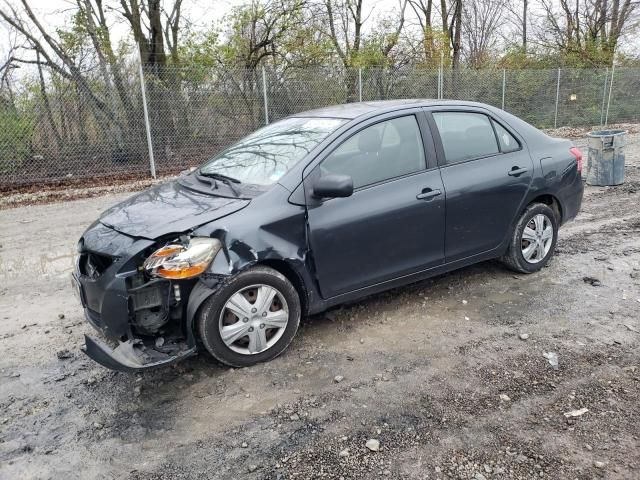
top-left (82, 334), bottom-right (197, 373)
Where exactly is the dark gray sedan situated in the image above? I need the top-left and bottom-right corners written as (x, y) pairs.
top-left (72, 100), bottom-right (583, 371)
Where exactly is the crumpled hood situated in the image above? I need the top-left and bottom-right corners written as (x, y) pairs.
top-left (99, 180), bottom-right (250, 239)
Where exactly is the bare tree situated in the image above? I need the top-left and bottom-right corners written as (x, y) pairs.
top-left (462, 0), bottom-right (505, 67)
top-left (439, 0), bottom-right (462, 68)
top-left (35, 50), bottom-right (63, 150)
top-left (118, 0), bottom-right (186, 160)
top-left (227, 0), bottom-right (306, 70)
top-left (363, 2), bottom-right (410, 98)
top-left (118, 0), bottom-right (184, 72)
top-left (214, 0), bottom-right (307, 126)
top-left (0, 29), bottom-right (21, 99)
top-left (323, 0), bottom-right (408, 99)
top-left (503, 0), bottom-right (528, 52)
top-left (77, 0), bottom-right (139, 145)
top-left (537, 0), bottom-right (638, 65)
top-left (408, 0), bottom-right (437, 64)
top-left (523, 0), bottom-right (528, 52)
top-left (164, 0), bottom-right (183, 65)
top-left (324, 0), bottom-right (367, 100)
top-left (0, 0), bottom-right (120, 135)
top-left (378, 1), bottom-right (409, 62)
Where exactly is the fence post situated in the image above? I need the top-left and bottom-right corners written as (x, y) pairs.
top-left (605, 63), bottom-right (615, 126)
top-left (262, 66), bottom-right (269, 125)
top-left (600, 67), bottom-right (608, 126)
top-left (501, 68), bottom-right (506, 110)
top-left (438, 53), bottom-right (444, 99)
top-left (358, 68), bottom-right (363, 102)
top-left (137, 50), bottom-right (156, 179)
top-left (554, 68), bottom-right (561, 129)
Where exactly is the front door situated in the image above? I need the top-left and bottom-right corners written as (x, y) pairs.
top-left (306, 113), bottom-right (446, 298)
top-left (429, 110), bottom-right (534, 262)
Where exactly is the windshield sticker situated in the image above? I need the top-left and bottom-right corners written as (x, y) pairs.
top-left (269, 168), bottom-right (286, 181)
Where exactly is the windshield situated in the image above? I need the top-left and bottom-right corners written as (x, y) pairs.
top-left (200, 117), bottom-right (346, 185)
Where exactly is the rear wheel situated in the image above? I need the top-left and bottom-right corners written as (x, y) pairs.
top-left (502, 203), bottom-right (558, 273)
top-left (197, 266), bottom-right (301, 367)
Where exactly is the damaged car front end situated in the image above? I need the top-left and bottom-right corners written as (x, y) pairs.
top-left (73, 183), bottom-right (310, 372)
top-left (73, 224), bottom-right (208, 372)
top-left (71, 173), bottom-right (259, 372)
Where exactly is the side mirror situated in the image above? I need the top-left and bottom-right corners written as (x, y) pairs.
top-left (312, 174), bottom-right (354, 199)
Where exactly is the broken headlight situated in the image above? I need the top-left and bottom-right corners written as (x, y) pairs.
top-left (143, 237), bottom-right (222, 279)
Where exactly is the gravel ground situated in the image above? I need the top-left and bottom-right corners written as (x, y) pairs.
top-left (1, 133), bottom-right (639, 480)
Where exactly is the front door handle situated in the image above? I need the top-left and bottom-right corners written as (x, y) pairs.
top-left (508, 166), bottom-right (528, 177)
top-left (416, 188), bottom-right (442, 201)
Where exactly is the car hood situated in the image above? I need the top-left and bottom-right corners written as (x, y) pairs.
top-left (99, 180), bottom-right (250, 239)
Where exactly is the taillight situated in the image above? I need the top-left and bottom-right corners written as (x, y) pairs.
top-left (570, 147), bottom-right (583, 174)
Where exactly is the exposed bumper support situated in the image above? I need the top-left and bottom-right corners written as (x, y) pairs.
top-left (82, 334), bottom-right (197, 373)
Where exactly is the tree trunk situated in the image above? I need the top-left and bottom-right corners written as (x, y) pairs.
top-left (36, 52), bottom-right (63, 151)
top-left (346, 69), bottom-right (359, 103)
top-left (451, 0), bottom-right (462, 69)
top-left (523, 0), bottom-right (528, 53)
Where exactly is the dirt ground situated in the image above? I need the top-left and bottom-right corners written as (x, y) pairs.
top-left (1, 135), bottom-right (639, 480)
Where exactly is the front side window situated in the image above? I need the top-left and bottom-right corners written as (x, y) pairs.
top-left (432, 112), bottom-right (499, 164)
top-left (321, 115), bottom-right (426, 189)
top-left (200, 117), bottom-right (346, 185)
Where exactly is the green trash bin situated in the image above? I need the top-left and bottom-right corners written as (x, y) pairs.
top-left (586, 129), bottom-right (626, 186)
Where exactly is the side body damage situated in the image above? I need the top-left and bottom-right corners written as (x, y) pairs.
top-left (187, 184), bottom-right (316, 341)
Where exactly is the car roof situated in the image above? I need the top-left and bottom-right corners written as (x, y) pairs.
top-left (291, 99), bottom-right (495, 119)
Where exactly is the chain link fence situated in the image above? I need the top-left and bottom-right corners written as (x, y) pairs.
top-left (1, 64), bottom-right (639, 188)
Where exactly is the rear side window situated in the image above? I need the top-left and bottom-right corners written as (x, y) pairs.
top-left (432, 112), bottom-right (499, 163)
top-left (492, 121), bottom-right (520, 153)
top-left (321, 115), bottom-right (426, 189)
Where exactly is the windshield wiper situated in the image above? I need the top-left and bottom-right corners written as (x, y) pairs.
top-left (196, 170), bottom-right (241, 197)
top-left (199, 171), bottom-right (241, 183)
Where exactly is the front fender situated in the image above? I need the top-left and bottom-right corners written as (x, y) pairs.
top-left (185, 279), bottom-right (221, 345)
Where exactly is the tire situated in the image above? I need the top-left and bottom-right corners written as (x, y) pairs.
top-left (502, 203), bottom-right (558, 274)
top-left (197, 266), bottom-right (301, 367)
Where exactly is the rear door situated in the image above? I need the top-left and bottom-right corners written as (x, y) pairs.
top-left (427, 108), bottom-right (533, 262)
top-left (305, 110), bottom-right (446, 298)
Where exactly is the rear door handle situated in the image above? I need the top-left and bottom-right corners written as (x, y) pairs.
top-left (508, 166), bottom-right (528, 177)
top-left (416, 188), bottom-right (442, 201)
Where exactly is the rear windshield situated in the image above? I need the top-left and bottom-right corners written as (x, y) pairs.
top-left (200, 117), bottom-right (346, 185)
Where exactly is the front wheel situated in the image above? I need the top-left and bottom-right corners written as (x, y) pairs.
top-left (502, 203), bottom-right (558, 273)
top-left (197, 266), bottom-right (301, 367)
